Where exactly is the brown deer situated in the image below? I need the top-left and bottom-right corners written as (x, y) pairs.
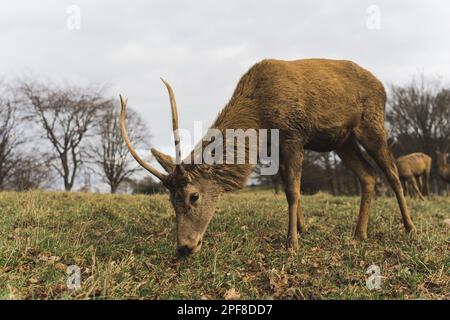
top-left (436, 150), bottom-right (450, 186)
top-left (374, 176), bottom-right (389, 197)
top-left (395, 153), bottom-right (432, 200)
top-left (120, 59), bottom-right (416, 255)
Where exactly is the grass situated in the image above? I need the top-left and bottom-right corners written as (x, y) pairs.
top-left (0, 190), bottom-right (448, 299)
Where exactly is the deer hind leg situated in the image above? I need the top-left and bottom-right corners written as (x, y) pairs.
top-left (424, 171), bottom-right (431, 196)
top-left (406, 180), bottom-right (413, 198)
top-left (416, 175), bottom-right (428, 198)
top-left (336, 136), bottom-right (376, 240)
top-left (279, 144), bottom-right (304, 251)
top-left (355, 129), bottom-right (416, 234)
top-left (416, 175), bottom-right (423, 195)
top-left (410, 176), bottom-right (425, 200)
top-left (296, 199), bottom-right (306, 234)
top-left (400, 178), bottom-right (408, 197)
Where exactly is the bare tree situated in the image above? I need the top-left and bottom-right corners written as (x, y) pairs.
top-left (128, 176), bottom-right (165, 195)
top-left (89, 102), bottom-right (150, 193)
top-left (7, 154), bottom-right (53, 191)
top-left (21, 81), bottom-right (108, 191)
top-left (253, 164), bottom-right (282, 194)
top-left (386, 75), bottom-right (450, 193)
top-left (0, 86), bottom-right (24, 189)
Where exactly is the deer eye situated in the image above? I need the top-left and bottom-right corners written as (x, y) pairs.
top-left (190, 192), bottom-right (200, 204)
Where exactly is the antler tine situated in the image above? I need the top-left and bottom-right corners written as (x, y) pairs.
top-left (119, 95), bottom-right (166, 180)
top-left (160, 78), bottom-right (181, 165)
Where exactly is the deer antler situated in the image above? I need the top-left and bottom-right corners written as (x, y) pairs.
top-left (119, 95), bottom-right (167, 181)
top-left (160, 78), bottom-right (182, 166)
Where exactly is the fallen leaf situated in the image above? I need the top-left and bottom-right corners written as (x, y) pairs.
top-left (443, 219), bottom-right (450, 228)
top-left (28, 278), bottom-right (39, 284)
top-left (18, 265), bottom-right (27, 273)
top-left (55, 263), bottom-right (67, 271)
top-left (268, 269), bottom-right (289, 297)
top-left (1, 266), bottom-right (12, 273)
top-left (224, 288), bottom-right (241, 300)
top-left (48, 256), bottom-right (61, 264)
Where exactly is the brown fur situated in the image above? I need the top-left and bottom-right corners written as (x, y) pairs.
top-left (138, 59), bottom-right (417, 254)
top-left (396, 152), bottom-right (432, 200)
top-left (436, 151), bottom-right (450, 184)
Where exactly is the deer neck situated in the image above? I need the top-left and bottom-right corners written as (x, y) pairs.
top-left (212, 98), bottom-right (261, 133)
top-left (189, 99), bottom-right (261, 191)
top-left (215, 99), bottom-right (261, 191)
top-left (438, 160), bottom-right (449, 176)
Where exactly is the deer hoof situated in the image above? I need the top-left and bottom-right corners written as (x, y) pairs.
top-left (297, 225), bottom-right (307, 235)
top-left (405, 224), bottom-right (417, 234)
top-left (286, 237), bottom-right (299, 251)
top-left (354, 231), bottom-right (367, 241)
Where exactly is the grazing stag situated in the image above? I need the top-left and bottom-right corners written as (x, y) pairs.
top-left (120, 59), bottom-right (416, 255)
top-left (396, 152), bottom-right (432, 200)
top-left (436, 150), bottom-right (450, 188)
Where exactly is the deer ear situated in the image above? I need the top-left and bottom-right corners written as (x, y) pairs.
top-left (151, 148), bottom-right (175, 173)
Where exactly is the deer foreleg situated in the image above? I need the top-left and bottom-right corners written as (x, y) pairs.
top-left (279, 145), bottom-right (304, 251)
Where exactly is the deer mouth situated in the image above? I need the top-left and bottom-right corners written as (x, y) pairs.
top-left (177, 238), bottom-right (203, 257)
top-left (192, 238), bottom-right (203, 253)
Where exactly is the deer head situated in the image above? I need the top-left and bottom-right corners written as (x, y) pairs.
top-left (436, 149), bottom-right (449, 166)
top-left (120, 80), bottom-right (223, 256)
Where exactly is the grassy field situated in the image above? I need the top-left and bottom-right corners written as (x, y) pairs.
top-left (0, 190), bottom-right (448, 300)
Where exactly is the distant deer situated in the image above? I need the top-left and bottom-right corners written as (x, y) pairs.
top-left (374, 176), bottom-right (389, 197)
top-left (436, 150), bottom-right (450, 192)
top-left (396, 153), bottom-right (432, 200)
top-left (120, 59), bottom-right (416, 255)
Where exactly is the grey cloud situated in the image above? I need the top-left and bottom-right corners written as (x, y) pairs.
top-left (1, 0), bottom-right (449, 157)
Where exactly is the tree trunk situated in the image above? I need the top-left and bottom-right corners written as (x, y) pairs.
top-left (64, 178), bottom-right (72, 191)
top-left (111, 184), bottom-right (118, 194)
top-left (324, 154), bottom-right (337, 195)
top-left (333, 152), bottom-right (341, 194)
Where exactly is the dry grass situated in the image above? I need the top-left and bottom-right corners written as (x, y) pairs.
top-left (0, 190), bottom-right (448, 299)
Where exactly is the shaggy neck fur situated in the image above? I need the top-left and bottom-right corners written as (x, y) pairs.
top-left (183, 69), bottom-right (262, 191)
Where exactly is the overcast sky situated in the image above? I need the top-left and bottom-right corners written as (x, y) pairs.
top-left (1, 0), bottom-right (449, 158)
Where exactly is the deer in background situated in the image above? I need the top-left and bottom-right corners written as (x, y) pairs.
top-left (396, 152), bottom-right (432, 200)
top-left (436, 150), bottom-right (450, 193)
top-left (375, 176), bottom-right (389, 197)
top-left (120, 59), bottom-right (416, 256)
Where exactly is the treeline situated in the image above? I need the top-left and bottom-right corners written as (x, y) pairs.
top-left (254, 75), bottom-right (450, 195)
top-left (1, 75), bottom-right (449, 195)
top-left (0, 79), bottom-right (152, 193)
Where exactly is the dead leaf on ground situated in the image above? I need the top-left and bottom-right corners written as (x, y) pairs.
top-left (28, 277), bottom-right (39, 284)
top-left (224, 288), bottom-right (241, 300)
top-left (54, 262), bottom-right (67, 271)
top-left (268, 268), bottom-right (289, 297)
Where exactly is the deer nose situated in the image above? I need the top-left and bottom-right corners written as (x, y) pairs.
top-left (177, 245), bottom-right (194, 257)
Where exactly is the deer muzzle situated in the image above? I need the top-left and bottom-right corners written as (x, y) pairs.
top-left (177, 236), bottom-right (203, 257)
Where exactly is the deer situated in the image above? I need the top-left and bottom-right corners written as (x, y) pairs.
top-left (374, 176), bottom-right (389, 197)
top-left (395, 152), bottom-right (432, 200)
top-left (120, 58), bottom-right (416, 256)
top-left (436, 150), bottom-right (450, 189)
